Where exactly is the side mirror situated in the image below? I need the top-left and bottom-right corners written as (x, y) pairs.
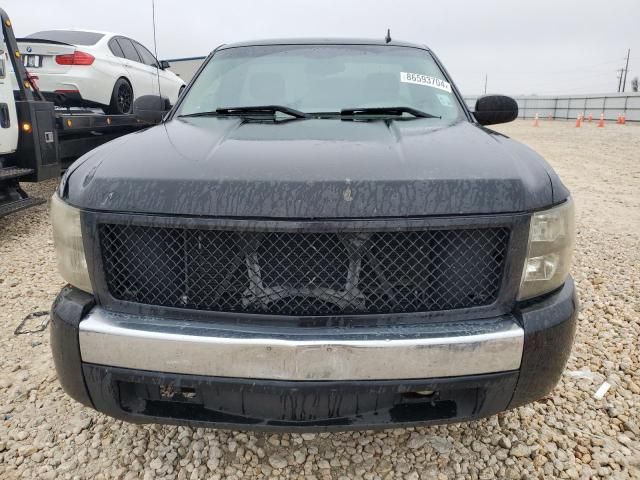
top-left (133, 95), bottom-right (171, 124)
top-left (473, 95), bottom-right (518, 126)
top-left (159, 60), bottom-right (170, 70)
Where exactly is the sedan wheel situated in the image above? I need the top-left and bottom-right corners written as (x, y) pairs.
top-left (117, 83), bottom-right (133, 112)
top-left (107, 79), bottom-right (134, 114)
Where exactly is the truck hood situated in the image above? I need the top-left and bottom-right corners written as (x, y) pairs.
top-left (64, 117), bottom-right (566, 218)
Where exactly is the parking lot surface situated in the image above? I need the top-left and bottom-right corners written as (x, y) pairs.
top-left (1, 120), bottom-right (639, 479)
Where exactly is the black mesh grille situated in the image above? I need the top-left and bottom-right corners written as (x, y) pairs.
top-left (99, 224), bottom-right (509, 316)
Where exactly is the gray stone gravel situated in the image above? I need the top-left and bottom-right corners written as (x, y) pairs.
top-left (1, 121), bottom-right (639, 479)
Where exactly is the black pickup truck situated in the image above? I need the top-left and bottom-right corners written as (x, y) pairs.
top-left (50, 38), bottom-right (577, 430)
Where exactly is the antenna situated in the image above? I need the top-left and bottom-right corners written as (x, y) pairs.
top-left (385, 29), bottom-right (391, 44)
top-left (151, 0), bottom-right (162, 100)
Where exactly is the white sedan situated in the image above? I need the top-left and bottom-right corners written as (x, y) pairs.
top-left (18, 30), bottom-right (185, 114)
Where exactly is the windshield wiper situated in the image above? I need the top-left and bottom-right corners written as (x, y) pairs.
top-left (217, 105), bottom-right (309, 119)
top-left (179, 106), bottom-right (438, 120)
top-left (340, 107), bottom-right (440, 119)
top-left (179, 105), bottom-right (309, 119)
top-left (178, 111), bottom-right (219, 118)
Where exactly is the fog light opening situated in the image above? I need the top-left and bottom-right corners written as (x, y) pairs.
top-left (159, 384), bottom-right (197, 401)
top-left (159, 384), bottom-right (176, 399)
top-left (180, 387), bottom-right (197, 399)
top-left (402, 390), bottom-right (439, 402)
top-left (415, 390), bottom-right (435, 396)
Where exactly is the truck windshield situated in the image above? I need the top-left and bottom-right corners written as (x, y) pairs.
top-left (178, 44), bottom-right (463, 122)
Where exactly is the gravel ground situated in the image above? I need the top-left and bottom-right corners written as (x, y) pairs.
top-left (1, 119), bottom-right (639, 479)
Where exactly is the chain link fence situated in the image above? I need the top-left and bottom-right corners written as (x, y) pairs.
top-left (464, 93), bottom-right (640, 122)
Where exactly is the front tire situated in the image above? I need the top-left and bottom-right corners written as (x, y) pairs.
top-left (106, 78), bottom-right (133, 114)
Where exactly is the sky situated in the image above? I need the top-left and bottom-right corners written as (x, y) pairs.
top-left (3, 0), bottom-right (639, 95)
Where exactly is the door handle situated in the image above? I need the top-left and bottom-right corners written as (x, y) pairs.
top-left (0, 103), bottom-right (10, 128)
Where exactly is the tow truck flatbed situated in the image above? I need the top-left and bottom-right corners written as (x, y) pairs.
top-left (55, 110), bottom-right (148, 133)
top-left (54, 110), bottom-right (152, 171)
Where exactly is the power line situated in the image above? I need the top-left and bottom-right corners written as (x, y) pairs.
top-left (505, 71), bottom-right (623, 91)
top-left (491, 59), bottom-right (622, 78)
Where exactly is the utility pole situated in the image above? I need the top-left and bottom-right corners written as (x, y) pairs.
top-left (622, 49), bottom-right (630, 92)
top-left (617, 69), bottom-right (624, 92)
top-left (483, 74), bottom-right (487, 94)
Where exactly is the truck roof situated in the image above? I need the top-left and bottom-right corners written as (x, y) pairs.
top-left (219, 38), bottom-right (430, 51)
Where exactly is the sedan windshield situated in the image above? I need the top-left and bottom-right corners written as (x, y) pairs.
top-left (178, 44), bottom-right (463, 122)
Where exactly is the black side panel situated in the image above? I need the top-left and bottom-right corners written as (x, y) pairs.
top-left (50, 286), bottom-right (95, 407)
top-left (509, 278), bottom-right (578, 408)
top-left (14, 100), bottom-right (59, 182)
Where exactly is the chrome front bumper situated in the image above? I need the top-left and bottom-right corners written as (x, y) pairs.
top-left (79, 308), bottom-right (524, 381)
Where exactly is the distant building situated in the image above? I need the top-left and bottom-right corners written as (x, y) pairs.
top-left (163, 56), bottom-right (206, 83)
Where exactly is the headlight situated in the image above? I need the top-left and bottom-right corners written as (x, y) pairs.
top-left (518, 198), bottom-right (575, 300)
top-left (50, 194), bottom-right (93, 293)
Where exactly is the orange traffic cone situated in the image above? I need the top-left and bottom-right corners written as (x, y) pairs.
top-left (621, 115), bottom-right (626, 125)
top-left (575, 116), bottom-right (581, 128)
top-left (597, 113), bottom-right (605, 128)
top-left (588, 113), bottom-right (593, 123)
top-left (616, 115), bottom-right (622, 124)
top-left (533, 113), bottom-right (539, 127)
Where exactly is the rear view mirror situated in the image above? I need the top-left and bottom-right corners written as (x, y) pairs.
top-left (133, 95), bottom-right (171, 124)
top-left (473, 95), bottom-right (518, 126)
top-left (159, 60), bottom-right (170, 70)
